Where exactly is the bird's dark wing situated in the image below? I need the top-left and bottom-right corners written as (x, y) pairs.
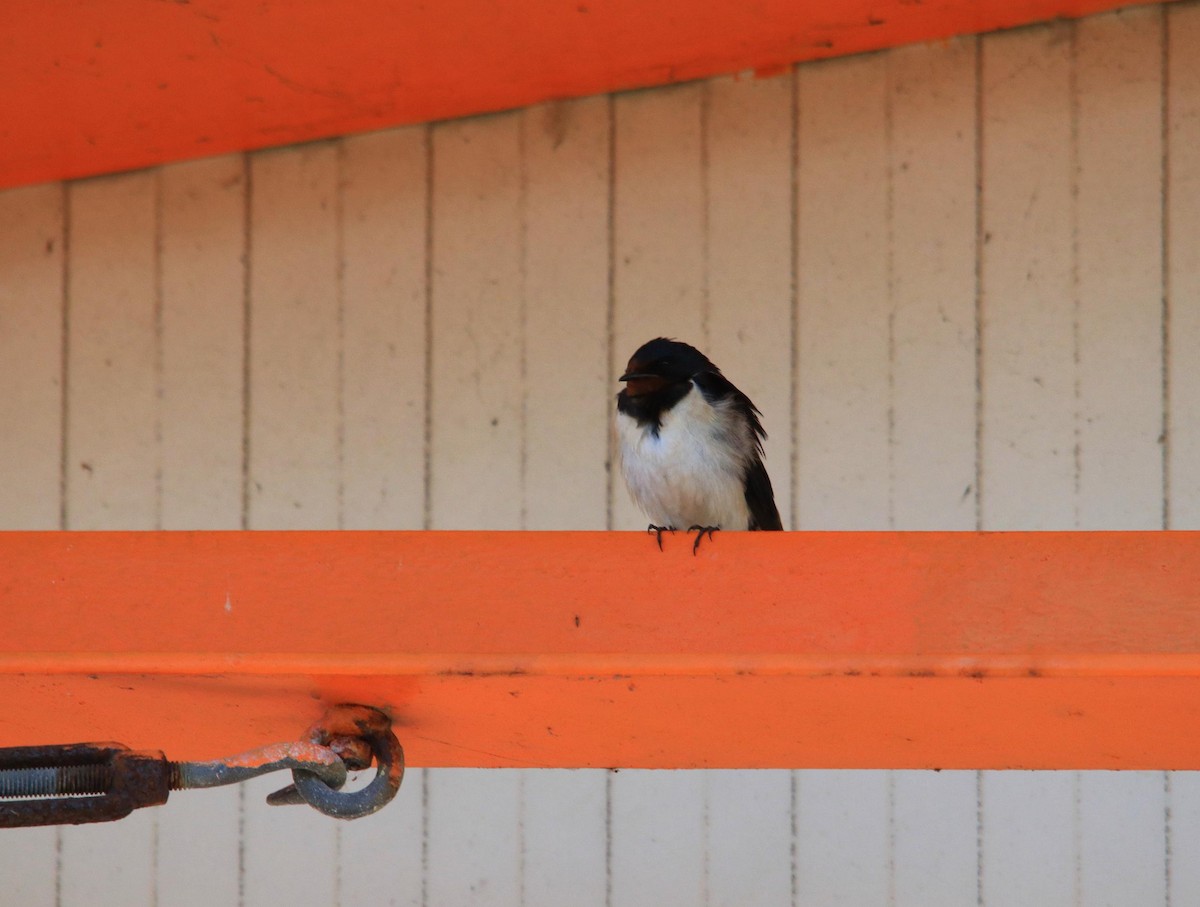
top-left (691, 370), bottom-right (768, 452)
top-left (743, 456), bottom-right (783, 531)
top-left (692, 370), bottom-right (783, 531)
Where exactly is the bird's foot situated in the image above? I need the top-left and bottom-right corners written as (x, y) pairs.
top-left (646, 524), bottom-right (675, 551)
top-left (686, 525), bottom-right (720, 555)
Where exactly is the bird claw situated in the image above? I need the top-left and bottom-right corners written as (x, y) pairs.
top-left (686, 525), bottom-right (719, 555)
top-left (646, 524), bottom-right (675, 551)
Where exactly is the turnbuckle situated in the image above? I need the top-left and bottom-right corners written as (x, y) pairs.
top-left (0, 704), bottom-right (403, 828)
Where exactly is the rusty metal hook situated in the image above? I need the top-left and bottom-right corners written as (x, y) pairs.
top-left (266, 704), bottom-right (404, 819)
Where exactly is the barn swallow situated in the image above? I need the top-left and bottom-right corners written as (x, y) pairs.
top-left (616, 337), bottom-right (783, 552)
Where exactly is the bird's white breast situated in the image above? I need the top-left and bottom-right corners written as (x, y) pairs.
top-left (616, 385), bottom-right (752, 530)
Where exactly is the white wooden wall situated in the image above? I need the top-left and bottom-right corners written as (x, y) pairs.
top-left (2, 4), bottom-right (1199, 904)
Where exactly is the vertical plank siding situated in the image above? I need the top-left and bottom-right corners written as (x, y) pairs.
top-left (796, 52), bottom-right (892, 533)
top-left (0, 5), bottom-right (1194, 904)
top-left (0, 184), bottom-right (63, 531)
top-left (1074, 9), bottom-right (1164, 531)
top-left (339, 128), bottom-right (431, 532)
top-left (521, 97), bottom-right (612, 535)
top-left (429, 113), bottom-right (525, 532)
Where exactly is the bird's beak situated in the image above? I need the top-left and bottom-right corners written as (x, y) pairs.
top-left (619, 371), bottom-right (670, 397)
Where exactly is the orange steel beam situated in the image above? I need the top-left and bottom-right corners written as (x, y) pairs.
top-left (1, 0), bottom-right (1167, 190)
top-left (3, 530), bottom-right (1200, 769)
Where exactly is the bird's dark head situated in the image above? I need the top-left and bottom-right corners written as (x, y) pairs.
top-left (619, 338), bottom-right (716, 398)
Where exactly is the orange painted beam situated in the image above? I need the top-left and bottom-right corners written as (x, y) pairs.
top-left (4, 530), bottom-right (1200, 769)
top-left (1, 0), bottom-right (1167, 190)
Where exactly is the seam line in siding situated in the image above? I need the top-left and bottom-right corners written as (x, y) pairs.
top-left (1160, 4), bottom-right (1172, 533)
top-left (518, 111), bottom-right (530, 532)
top-left (699, 82), bottom-right (712, 350)
top-left (1069, 20), bottom-right (1083, 533)
top-left (240, 154), bottom-right (253, 533)
top-left (335, 141), bottom-right (347, 532)
top-left (422, 125), bottom-right (435, 531)
top-left (237, 153), bottom-right (252, 907)
top-left (605, 96), bottom-right (617, 533)
top-left (153, 168), bottom-right (165, 533)
top-left (789, 64), bottom-right (800, 534)
top-left (59, 182), bottom-right (71, 534)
